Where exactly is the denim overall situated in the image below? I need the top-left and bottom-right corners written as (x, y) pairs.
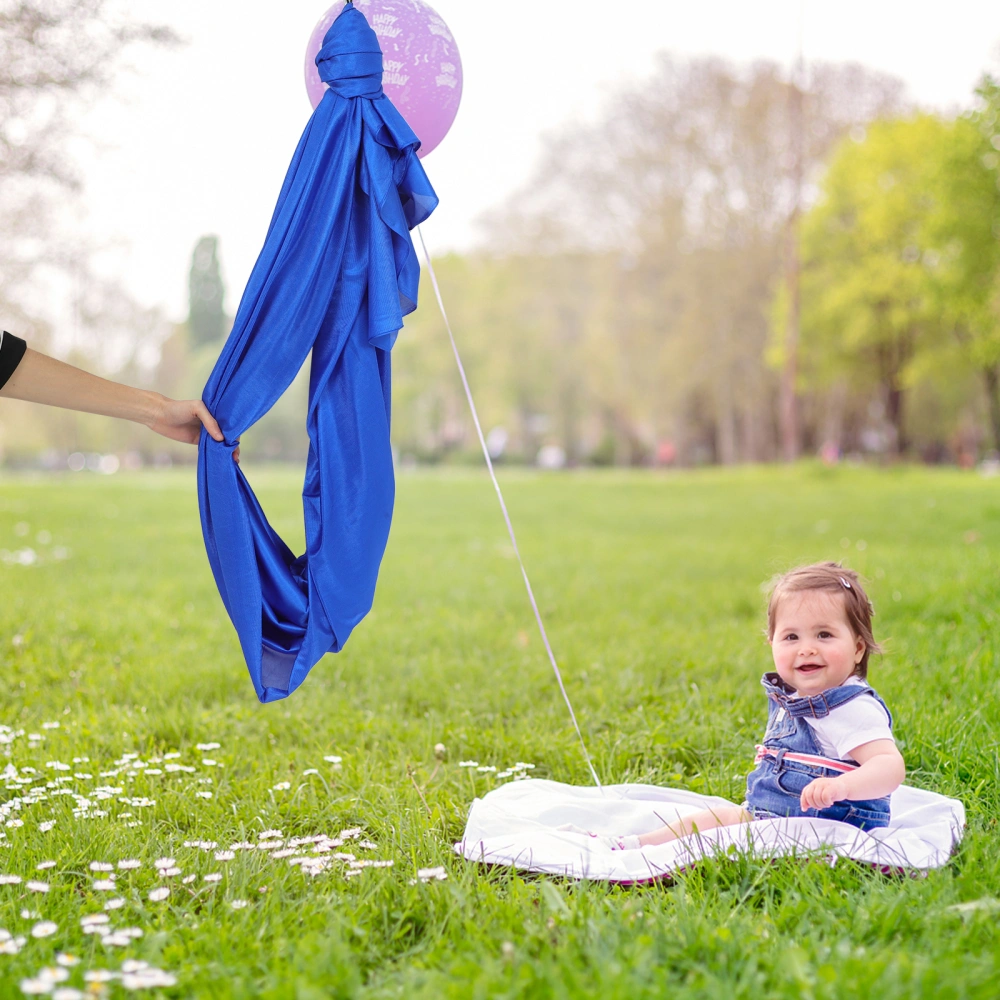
top-left (743, 672), bottom-right (893, 830)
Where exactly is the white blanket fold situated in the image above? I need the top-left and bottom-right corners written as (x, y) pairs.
top-left (456, 779), bottom-right (965, 883)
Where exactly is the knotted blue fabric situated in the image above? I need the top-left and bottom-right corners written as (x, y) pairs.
top-left (197, 3), bottom-right (438, 703)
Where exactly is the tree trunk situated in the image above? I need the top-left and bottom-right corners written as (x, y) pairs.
top-left (779, 73), bottom-right (804, 463)
top-left (983, 365), bottom-right (1000, 453)
top-left (885, 383), bottom-right (907, 456)
top-left (715, 364), bottom-right (737, 466)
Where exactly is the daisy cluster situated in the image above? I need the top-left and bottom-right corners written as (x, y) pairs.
top-left (0, 731), bottom-right (216, 833)
top-left (1, 825), bottom-right (399, 994)
top-left (457, 760), bottom-right (536, 781)
top-left (19, 956), bottom-right (175, 996)
top-left (0, 734), bottom-right (421, 995)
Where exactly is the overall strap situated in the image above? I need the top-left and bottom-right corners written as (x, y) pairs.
top-left (760, 672), bottom-right (878, 719)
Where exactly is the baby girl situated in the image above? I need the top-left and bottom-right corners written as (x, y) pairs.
top-left (607, 561), bottom-right (905, 850)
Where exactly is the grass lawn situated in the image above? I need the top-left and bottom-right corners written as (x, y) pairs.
top-left (0, 462), bottom-right (997, 998)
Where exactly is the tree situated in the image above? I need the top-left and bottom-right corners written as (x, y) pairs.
top-left (797, 115), bottom-right (955, 456)
top-left (0, 0), bottom-right (176, 283)
top-left (926, 75), bottom-right (1000, 450)
top-left (0, 2), bottom-right (179, 461)
top-left (479, 56), bottom-right (905, 464)
top-left (187, 235), bottom-right (228, 348)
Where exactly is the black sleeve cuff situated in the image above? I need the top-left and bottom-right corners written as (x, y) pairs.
top-left (0, 331), bottom-right (27, 390)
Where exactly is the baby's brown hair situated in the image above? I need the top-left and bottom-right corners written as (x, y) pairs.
top-left (766, 562), bottom-right (881, 678)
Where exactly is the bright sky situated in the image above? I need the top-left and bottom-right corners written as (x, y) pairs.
top-left (72, 0), bottom-right (1000, 323)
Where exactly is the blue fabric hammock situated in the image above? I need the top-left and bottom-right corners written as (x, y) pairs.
top-left (197, 2), bottom-right (437, 703)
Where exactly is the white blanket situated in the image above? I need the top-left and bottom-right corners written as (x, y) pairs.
top-left (456, 779), bottom-right (965, 882)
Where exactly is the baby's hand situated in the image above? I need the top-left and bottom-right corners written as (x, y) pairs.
top-left (800, 777), bottom-right (846, 811)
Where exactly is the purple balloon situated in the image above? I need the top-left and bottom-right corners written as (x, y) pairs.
top-left (304, 0), bottom-right (462, 159)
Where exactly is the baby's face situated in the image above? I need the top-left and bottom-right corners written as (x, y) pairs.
top-left (770, 590), bottom-right (865, 696)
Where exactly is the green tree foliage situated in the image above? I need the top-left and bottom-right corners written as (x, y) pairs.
top-left (797, 115), bottom-right (961, 456)
top-left (446, 57), bottom-right (903, 465)
top-left (925, 75), bottom-right (1000, 449)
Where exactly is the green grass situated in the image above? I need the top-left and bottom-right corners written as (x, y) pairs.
top-left (0, 463), bottom-right (998, 998)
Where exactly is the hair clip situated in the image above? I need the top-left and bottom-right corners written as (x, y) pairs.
top-left (839, 577), bottom-right (852, 589)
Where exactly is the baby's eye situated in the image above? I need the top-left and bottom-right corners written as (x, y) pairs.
top-left (783, 633), bottom-right (798, 641)
top-left (818, 631), bottom-right (833, 639)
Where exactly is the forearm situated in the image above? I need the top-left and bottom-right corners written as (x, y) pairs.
top-left (836, 753), bottom-right (906, 801)
top-left (0, 348), bottom-right (164, 427)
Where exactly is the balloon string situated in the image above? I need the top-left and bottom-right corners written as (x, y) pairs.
top-left (416, 226), bottom-right (602, 790)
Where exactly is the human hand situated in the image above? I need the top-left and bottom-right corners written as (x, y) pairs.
top-left (800, 777), bottom-right (846, 811)
top-left (148, 395), bottom-right (237, 462)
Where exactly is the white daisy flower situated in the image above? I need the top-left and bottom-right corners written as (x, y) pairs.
top-left (36, 861), bottom-right (56, 870)
top-left (196, 743), bottom-right (221, 751)
top-left (83, 970), bottom-right (119, 982)
top-left (0, 875), bottom-right (21, 884)
top-left (203, 873), bottom-right (222, 883)
top-left (55, 953), bottom-right (80, 967)
top-left (416, 866), bottom-right (449, 882)
top-left (18, 979), bottom-right (51, 995)
top-left (101, 932), bottom-right (133, 947)
top-left (30, 920), bottom-right (58, 937)
top-left (38, 821), bottom-right (55, 832)
top-left (26, 881), bottom-right (49, 893)
top-left (52, 987), bottom-right (86, 1000)
top-left (122, 968), bottom-right (176, 988)
top-left (230, 900), bottom-right (248, 910)
top-left (89, 862), bottom-right (113, 872)
top-left (147, 887), bottom-right (169, 902)
top-left (458, 760), bottom-right (479, 768)
top-left (80, 914), bottom-right (109, 927)
top-left (93, 880), bottom-right (116, 891)
top-left (303, 769), bottom-right (319, 776)
top-left (159, 867), bottom-right (182, 878)
top-left (153, 857), bottom-right (175, 868)
top-left (214, 851), bottom-right (235, 862)
top-left (29, 966), bottom-right (69, 986)
top-left (181, 875), bottom-right (197, 885)
top-left (195, 791), bottom-right (213, 799)
top-left (104, 899), bottom-right (126, 911)
top-left (272, 782), bottom-right (291, 791)
top-left (117, 859), bottom-right (141, 870)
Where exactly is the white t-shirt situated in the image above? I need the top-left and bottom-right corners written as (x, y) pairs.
top-left (793, 677), bottom-right (894, 762)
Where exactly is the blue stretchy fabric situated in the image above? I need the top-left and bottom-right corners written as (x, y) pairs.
top-left (197, 3), bottom-right (438, 703)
